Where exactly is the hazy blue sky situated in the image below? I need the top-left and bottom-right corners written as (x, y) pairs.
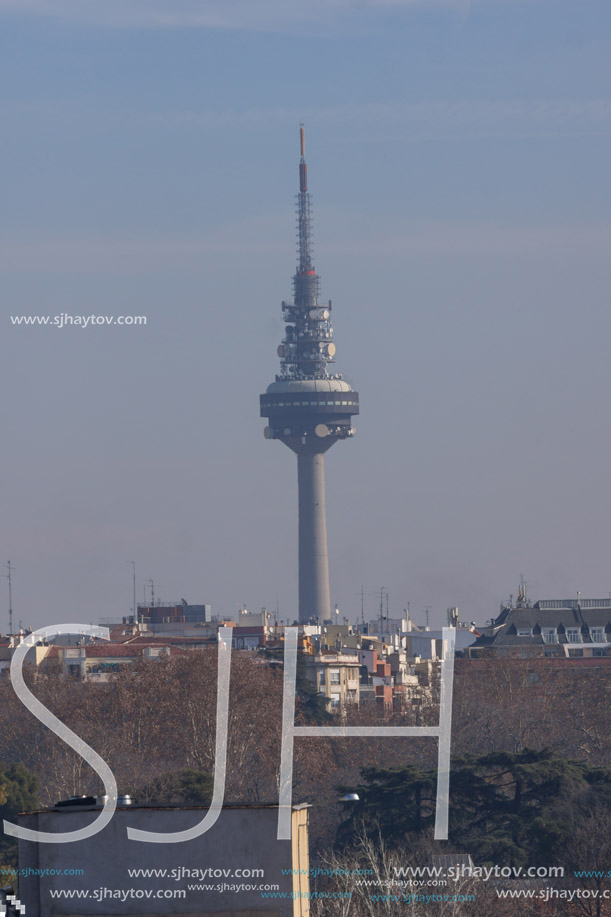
top-left (2, 0), bottom-right (610, 630)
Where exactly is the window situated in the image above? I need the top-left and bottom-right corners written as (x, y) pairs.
top-left (566, 628), bottom-right (582, 644)
top-left (567, 648), bottom-right (583, 657)
top-left (330, 693), bottom-right (341, 709)
top-left (542, 629), bottom-right (557, 644)
top-left (318, 670), bottom-right (325, 686)
top-left (89, 662), bottom-right (120, 674)
top-left (329, 669), bottom-right (340, 684)
top-left (517, 628), bottom-right (532, 637)
top-left (590, 627), bottom-right (605, 643)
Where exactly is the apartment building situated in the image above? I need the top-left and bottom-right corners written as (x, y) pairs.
top-left (470, 595), bottom-right (611, 659)
top-left (304, 651), bottom-right (361, 710)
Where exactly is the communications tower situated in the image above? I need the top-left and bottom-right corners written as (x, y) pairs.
top-left (260, 127), bottom-right (359, 624)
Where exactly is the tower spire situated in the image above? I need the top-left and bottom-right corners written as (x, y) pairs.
top-left (299, 124), bottom-right (306, 190)
top-left (295, 124), bottom-right (315, 301)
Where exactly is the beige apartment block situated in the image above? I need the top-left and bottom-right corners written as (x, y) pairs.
top-left (305, 652), bottom-right (361, 710)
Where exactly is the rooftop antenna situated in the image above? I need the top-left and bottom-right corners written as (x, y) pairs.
top-left (424, 605), bottom-right (431, 628)
top-left (379, 586), bottom-right (386, 635)
top-left (129, 560), bottom-right (136, 622)
top-left (517, 574), bottom-right (529, 607)
top-left (360, 585), bottom-right (365, 627)
top-left (5, 561), bottom-right (14, 637)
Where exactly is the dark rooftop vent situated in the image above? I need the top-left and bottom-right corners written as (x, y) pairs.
top-left (55, 795), bottom-right (97, 808)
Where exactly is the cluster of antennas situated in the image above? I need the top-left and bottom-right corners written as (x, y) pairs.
top-left (277, 299), bottom-right (340, 380)
top-left (272, 122), bottom-right (342, 382)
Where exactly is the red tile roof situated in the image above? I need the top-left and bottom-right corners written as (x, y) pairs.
top-left (86, 645), bottom-right (144, 657)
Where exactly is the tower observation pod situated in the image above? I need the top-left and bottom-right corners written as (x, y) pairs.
top-left (260, 127), bottom-right (359, 624)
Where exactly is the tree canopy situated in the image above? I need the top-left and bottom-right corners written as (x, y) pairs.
top-left (0, 762), bottom-right (39, 869)
top-left (338, 749), bottom-right (611, 867)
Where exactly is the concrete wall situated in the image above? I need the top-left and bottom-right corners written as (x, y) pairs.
top-left (18, 805), bottom-right (310, 917)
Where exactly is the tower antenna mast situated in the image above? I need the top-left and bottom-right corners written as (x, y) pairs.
top-left (298, 123), bottom-right (313, 274)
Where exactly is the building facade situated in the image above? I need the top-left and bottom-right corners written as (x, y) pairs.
top-left (18, 804), bottom-right (311, 917)
top-left (470, 596), bottom-right (611, 658)
top-left (304, 651), bottom-right (360, 710)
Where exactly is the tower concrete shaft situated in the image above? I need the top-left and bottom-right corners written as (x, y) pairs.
top-left (298, 452), bottom-right (331, 622)
top-left (260, 127), bottom-right (359, 623)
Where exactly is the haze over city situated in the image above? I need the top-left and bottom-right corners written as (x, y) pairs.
top-left (2, 0), bottom-right (610, 630)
